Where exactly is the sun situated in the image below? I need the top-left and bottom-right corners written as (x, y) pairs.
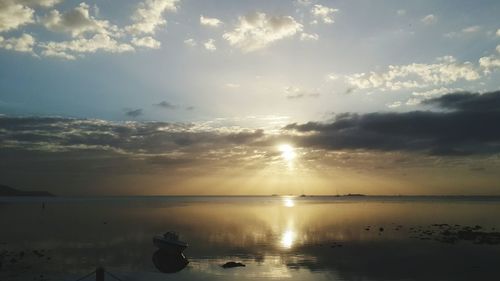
top-left (278, 144), bottom-right (296, 161)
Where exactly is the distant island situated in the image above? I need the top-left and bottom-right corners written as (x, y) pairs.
top-left (272, 193), bottom-right (367, 197)
top-left (0, 184), bottom-right (55, 197)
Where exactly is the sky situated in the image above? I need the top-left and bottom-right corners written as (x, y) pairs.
top-left (1, 0), bottom-right (500, 195)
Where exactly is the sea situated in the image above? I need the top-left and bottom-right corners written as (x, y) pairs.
top-left (1, 195), bottom-right (500, 281)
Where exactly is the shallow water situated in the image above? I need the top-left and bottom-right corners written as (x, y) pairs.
top-left (1, 196), bottom-right (500, 281)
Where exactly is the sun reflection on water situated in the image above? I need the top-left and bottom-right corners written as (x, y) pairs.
top-left (283, 197), bottom-right (295, 207)
top-left (280, 230), bottom-right (296, 249)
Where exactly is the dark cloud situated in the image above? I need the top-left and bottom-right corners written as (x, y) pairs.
top-left (0, 116), bottom-right (266, 155)
top-left (185, 106), bottom-right (195, 111)
top-left (284, 91), bottom-right (500, 156)
top-left (124, 108), bottom-right (143, 117)
top-left (423, 90), bottom-right (500, 112)
top-left (225, 129), bottom-right (264, 144)
top-left (2, 91), bottom-right (499, 158)
top-left (154, 101), bottom-right (177, 109)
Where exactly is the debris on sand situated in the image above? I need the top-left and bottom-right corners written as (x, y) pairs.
top-left (409, 224), bottom-right (500, 245)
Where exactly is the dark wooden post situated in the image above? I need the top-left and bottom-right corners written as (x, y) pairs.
top-left (96, 267), bottom-right (105, 281)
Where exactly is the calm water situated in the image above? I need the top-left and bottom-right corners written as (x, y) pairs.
top-left (1, 196), bottom-right (500, 281)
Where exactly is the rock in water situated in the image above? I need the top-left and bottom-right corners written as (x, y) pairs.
top-left (221, 261), bottom-right (246, 268)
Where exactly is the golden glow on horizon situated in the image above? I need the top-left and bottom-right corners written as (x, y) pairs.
top-left (278, 144), bottom-right (296, 162)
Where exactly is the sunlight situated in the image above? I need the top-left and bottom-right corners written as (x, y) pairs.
top-left (280, 229), bottom-right (296, 249)
top-left (278, 144), bottom-right (296, 162)
top-left (283, 197), bottom-right (295, 207)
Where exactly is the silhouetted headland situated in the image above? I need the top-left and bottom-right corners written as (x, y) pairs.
top-left (0, 185), bottom-right (55, 197)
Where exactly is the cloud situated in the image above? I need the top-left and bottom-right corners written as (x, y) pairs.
top-left (406, 87), bottom-right (464, 106)
top-left (497, 28), bottom-right (500, 37)
top-left (125, 0), bottom-right (178, 35)
top-left (284, 91), bottom-right (500, 156)
top-left (154, 101), bottom-right (177, 109)
top-left (124, 108), bottom-right (143, 117)
top-left (20, 0), bottom-right (61, 7)
top-left (0, 33), bottom-right (35, 53)
top-left (225, 83), bottom-right (240, 88)
top-left (0, 0), bottom-right (59, 33)
top-left (479, 47), bottom-right (500, 74)
top-left (422, 91), bottom-right (500, 112)
top-left (300, 32), bottom-right (318, 41)
top-left (184, 38), bottom-right (196, 47)
top-left (284, 86), bottom-right (320, 99)
top-left (462, 25), bottom-right (481, 33)
top-left (131, 36), bottom-right (160, 49)
top-left (200, 15), bottom-right (222, 27)
top-left (42, 3), bottom-right (118, 37)
top-left (2, 94), bottom-right (500, 195)
top-left (327, 73), bottom-right (338, 80)
top-left (1, 1), bottom-right (178, 59)
top-left (295, 0), bottom-right (312, 6)
top-left (223, 12), bottom-right (303, 52)
top-left (0, 1), bottom-right (35, 32)
top-left (40, 34), bottom-right (134, 60)
top-left (311, 4), bottom-right (338, 24)
top-left (345, 55), bottom-right (481, 91)
top-left (203, 38), bottom-right (216, 51)
top-left (386, 101), bottom-right (402, 108)
top-left (445, 25), bottom-right (482, 38)
top-left (0, 115), bottom-right (267, 156)
top-left (396, 9), bottom-right (406, 16)
top-left (421, 14), bottom-right (437, 25)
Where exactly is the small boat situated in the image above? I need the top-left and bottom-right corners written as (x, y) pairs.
top-left (153, 232), bottom-right (188, 253)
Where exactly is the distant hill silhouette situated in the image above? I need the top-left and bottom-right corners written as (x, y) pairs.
top-left (0, 184), bottom-right (54, 197)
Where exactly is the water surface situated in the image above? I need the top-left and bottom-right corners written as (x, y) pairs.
top-left (1, 196), bottom-right (500, 281)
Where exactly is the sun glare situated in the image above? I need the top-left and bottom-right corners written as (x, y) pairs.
top-left (283, 197), bottom-right (295, 207)
top-left (280, 230), bottom-right (296, 249)
top-left (278, 144), bottom-right (296, 162)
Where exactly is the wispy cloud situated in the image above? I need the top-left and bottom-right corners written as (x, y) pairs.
top-left (200, 15), bottom-right (222, 27)
top-left (311, 4), bottom-right (338, 24)
top-left (421, 14), bottom-right (437, 25)
top-left (154, 101), bottom-right (177, 109)
top-left (124, 108), bottom-right (143, 117)
top-left (203, 38), bottom-right (216, 51)
top-left (345, 55), bottom-right (481, 91)
top-left (223, 12), bottom-right (302, 52)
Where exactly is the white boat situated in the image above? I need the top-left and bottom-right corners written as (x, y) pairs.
top-left (153, 232), bottom-right (188, 253)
